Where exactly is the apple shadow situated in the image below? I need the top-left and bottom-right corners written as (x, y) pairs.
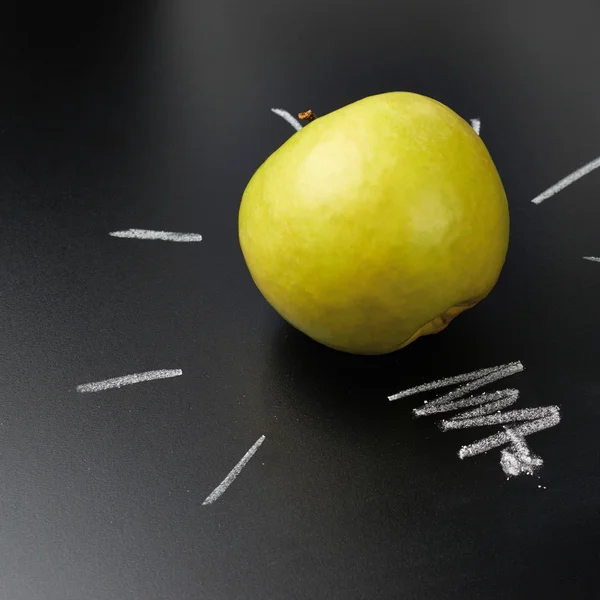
top-left (261, 313), bottom-right (492, 447)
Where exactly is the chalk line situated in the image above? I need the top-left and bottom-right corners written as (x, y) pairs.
top-left (415, 388), bottom-right (519, 417)
top-left (531, 155), bottom-right (600, 204)
top-left (421, 389), bottom-right (518, 420)
top-left (271, 108), bottom-right (302, 132)
top-left (76, 369), bottom-right (182, 392)
top-left (583, 256), bottom-right (600, 263)
top-left (470, 118), bottom-right (481, 136)
top-left (109, 229), bottom-right (203, 242)
top-left (440, 406), bottom-right (557, 431)
top-left (458, 407), bottom-right (561, 459)
top-left (415, 363), bottom-right (524, 413)
top-left (202, 435), bottom-right (266, 506)
top-left (411, 362), bottom-right (524, 416)
top-left (453, 390), bottom-right (520, 419)
top-left (389, 362), bottom-right (519, 401)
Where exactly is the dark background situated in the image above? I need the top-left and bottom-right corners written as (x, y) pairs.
top-left (1, 0), bottom-right (599, 598)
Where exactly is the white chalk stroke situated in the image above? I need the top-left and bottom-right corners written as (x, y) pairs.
top-left (441, 406), bottom-right (558, 431)
top-left (389, 362), bottom-right (522, 404)
top-left (583, 256), bottom-right (600, 263)
top-left (76, 369), bottom-right (182, 392)
top-left (470, 118), bottom-right (481, 136)
top-left (202, 435), bottom-right (266, 505)
top-left (411, 362), bottom-right (524, 415)
top-left (109, 229), bottom-right (203, 242)
top-left (389, 361), bottom-right (561, 478)
top-left (271, 108), bottom-right (302, 132)
top-left (531, 155), bottom-right (600, 204)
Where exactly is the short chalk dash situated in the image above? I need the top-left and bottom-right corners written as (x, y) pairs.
top-left (583, 256), bottom-right (600, 263)
top-left (271, 108), bottom-right (302, 132)
top-left (202, 435), bottom-right (266, 506)
top-left (470, 118), bottom-right (481, 136)
top-left (109, 229), bottom-right (203, 242)
top-left (76, 369), bottom-right (183, 393)
top-left (531, 155), bottom-right (600, 204)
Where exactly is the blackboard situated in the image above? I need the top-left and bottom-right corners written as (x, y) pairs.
top-left (2, 1), bottom-right (600, 598)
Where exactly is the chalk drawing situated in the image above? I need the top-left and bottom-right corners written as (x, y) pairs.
top-left (76, 369), bottom-right (182, 392)
top-left (389, 361), bottom-right (561, 478)
top-left (109, 229), bottom-right (203, 242)
top-left (583, 256), bottom-right (600, 263)
top-left (470, 118), bottom-right (481, 135)
top-left (271, 108), bottom-right (302, 132)
top-left (531, 155), bottom-right (600, 204)
top-left (202, 435), bottom-right (266, 505)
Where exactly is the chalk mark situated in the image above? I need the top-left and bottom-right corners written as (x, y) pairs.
top-left (389, 362), bottom-right (520, 402)
top-left (76, 369), bottom-right (182, 392)
top-left (500, 429), bottom-right (544, 477)
top-left (583, 256), bottom-right (600, 263)
top-left (271, 108), bottom-right (302, 132)
top-left (109, 229), bottom-right (203, 242)
top-left (449, 389), bottom-right (520, 419)
top-left (412, 363), bottom-right (524, 416)
top-left (470, 118), bottom-right (481, 135)
top-left (416, 388), bottom-right (521, 418)
top-left (458, 408), bottom-right (560, 459)
top-left (440, 406), bottom-right (557, 431)
top-left (391, 361), bottom-right (561, 478)
top-left (531, 155), bottom-right (600, 204)
top-left (202, 435), bottom-right (266, 506)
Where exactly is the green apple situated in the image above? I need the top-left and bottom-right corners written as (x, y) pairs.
top-left (239, 92), bottom-right (509, 355)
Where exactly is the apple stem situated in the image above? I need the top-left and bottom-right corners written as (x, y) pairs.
top-left (298, 109), bottom-right (317, 124)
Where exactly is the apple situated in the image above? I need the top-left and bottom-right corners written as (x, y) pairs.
top-left (239, 92), bottom-right (509, 355)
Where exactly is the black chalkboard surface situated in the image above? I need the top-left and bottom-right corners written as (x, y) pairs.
top-left (2, 1), bottom-right (600, 598)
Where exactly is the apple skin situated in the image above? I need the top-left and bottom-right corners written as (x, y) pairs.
top-left (239, 92), bottom-right (509, 355)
